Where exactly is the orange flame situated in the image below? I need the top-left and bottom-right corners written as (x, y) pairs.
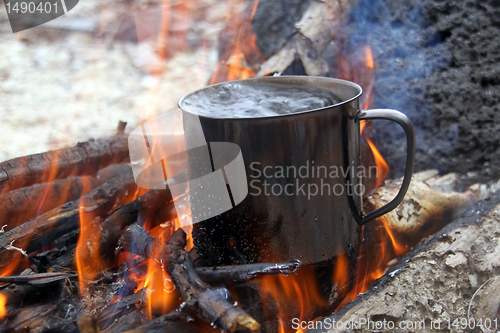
top-left (381, 217), bottom-right (408, 257)
top-left (338, 45), bottom-right (388, 188)
top-left (257, 270), bottom-right (330, 333)
top-left (365, 136), bottom-right (390, 188)
top-left (75, 175), bottom-right (143, 296)
top-left (75, 180), bottom-right (105, 295)
top-left (144, 259), bottom-right (179, 318)
top-left (0, 293), bottom-right (6, 320)
top-left (142, 220), bottom-right (182, 318)
top-left (337, 215), bottom-right (409, 310)
top-left (209, 0), bottom-right (264, 84)
top-left (332, 253), bottom-right (349, 290)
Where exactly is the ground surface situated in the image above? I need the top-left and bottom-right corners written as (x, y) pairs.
top-left (0, 0), bottom-right (247, 161)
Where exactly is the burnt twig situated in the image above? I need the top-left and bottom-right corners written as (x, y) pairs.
top-left (195, 260), bottom-right (301, 284)
top-left (0, 272), bottom-right (77, 285)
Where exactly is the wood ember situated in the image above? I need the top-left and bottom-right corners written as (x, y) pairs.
top-left (310, 186), bottom-right (500, 332)
top-left (0, 168), bottom-right (137, 271)
top-left (0, 122), bottom-right (130, 193)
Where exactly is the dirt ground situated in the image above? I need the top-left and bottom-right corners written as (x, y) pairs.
top-left (0, 0), bottom-right (250, 161)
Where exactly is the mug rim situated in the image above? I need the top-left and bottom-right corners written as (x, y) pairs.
top-left (178, 76), bottom-right (363, 120)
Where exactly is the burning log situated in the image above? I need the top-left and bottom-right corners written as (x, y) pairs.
top-left (363, 170), bottom-right (487, 248)
top-left (0, 122), bottom-right (130, 193)
top-left (121, 225), bottom-right (260, 333)
top-left (311, 188), bottom-right (500, 333)
top-left (0, 168), bottom-right (137, 271)
top-left (99, 188), bottom-right (175, 266)
top-left (0, 164), bottom-right (131, 231)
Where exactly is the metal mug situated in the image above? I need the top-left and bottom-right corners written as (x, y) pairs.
top-left (179, 76), bottom-right (415, 266)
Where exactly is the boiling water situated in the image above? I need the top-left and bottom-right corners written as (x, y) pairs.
top-left (182, 81), bottom-right (341, 118)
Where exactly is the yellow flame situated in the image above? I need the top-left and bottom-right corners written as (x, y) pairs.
top-left (0, 293), bottom-right (7, 320)
top-left (365, 136), bottom-right (389, 188)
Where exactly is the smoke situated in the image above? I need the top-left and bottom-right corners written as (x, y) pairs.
top-left (332, 0), bottom-right (455, 177)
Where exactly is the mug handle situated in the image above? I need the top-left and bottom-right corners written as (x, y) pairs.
top-left (357, 109), bottom-right (416, 225)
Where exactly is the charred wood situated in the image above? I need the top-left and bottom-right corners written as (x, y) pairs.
top-left (99, 188), bottom-right (175, 266)
top-left (98, 289), bottom-right (147, 331)
top-left (0, 277), bottom-right (79, 332)
top-left (0, 303), bottom-right (59, 333)
top-left (101, 310), bottom-right (145, 333)
top-left (0, 272), bottom-right (77, 285)
top-left (121, 313), bottom-right (199, 333)
top-left (121, 224), bottom-right (300, 284)
top-left (196, 260), bottom-right (301, 284)
top-left (120, 226), bottom-right (260, 332)
top-left (104, 310), bottom-right (198, 333)
top-left (0, 164), bottom-right (131, 231)
top-left (0, 122), bottom-right (130, 193)
top-left (166, 229), bottom-right (260, 333)
top-left (0, 169), bottom-right (137, 271)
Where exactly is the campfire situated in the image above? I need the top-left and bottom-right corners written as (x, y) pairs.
top-left (1, 0), bottom-right (500, 332)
